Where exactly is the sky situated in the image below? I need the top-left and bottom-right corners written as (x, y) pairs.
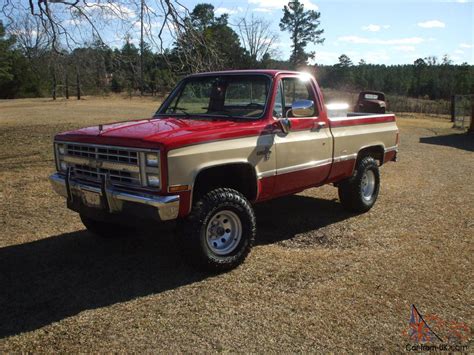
top-left (4, 0), bottom-right (473, 65)
top-left (178, 0), bottom-right (474, 65)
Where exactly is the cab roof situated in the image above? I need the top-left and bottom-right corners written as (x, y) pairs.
top-left (187, 69), bottom-right (306, 78)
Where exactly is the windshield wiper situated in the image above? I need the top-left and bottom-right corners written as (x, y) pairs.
top-left (201, 112), bottom-right (235, 119)
top-left (155, 107), bottom-right (191, 117)
top-left (173, 108), bottom-right (191, 117)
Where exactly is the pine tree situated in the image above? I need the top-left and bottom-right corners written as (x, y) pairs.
top-left (279, 0), bottom-right (325, 68)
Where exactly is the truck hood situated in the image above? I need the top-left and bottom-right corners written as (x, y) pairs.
top-left (55, 116), bottom-right (270, 150)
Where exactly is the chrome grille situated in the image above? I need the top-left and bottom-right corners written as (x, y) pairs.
top-left (66, 144), bottom-right (138, 165)
top-left (72, 164), bottom-right (140, 186)
top-left (56, 141), bottom-right (161, 190)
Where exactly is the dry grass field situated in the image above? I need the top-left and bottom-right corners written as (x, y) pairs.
top-left (0, 97), bottom-right (472, 352)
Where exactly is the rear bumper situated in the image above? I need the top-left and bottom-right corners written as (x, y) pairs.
top-left (49, 173), bottom-right (179, 221)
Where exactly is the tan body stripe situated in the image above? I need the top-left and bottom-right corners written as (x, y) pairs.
top-left (167, 121), bottom-right (398, 189)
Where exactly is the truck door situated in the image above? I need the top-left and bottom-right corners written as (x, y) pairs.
top-left (273, 75), bottom-right (332, 195)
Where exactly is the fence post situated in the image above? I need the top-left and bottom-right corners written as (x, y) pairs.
top-left (65, 72), bottom-right (69, 99)
top-left (76, 68), bottom-right (81, 100)
top-left (469, 96), bottom-right (474, 133)
top-left (52, 69), bottom-right (56, 100)
top-left (450, 95), bottom-right (455, 122)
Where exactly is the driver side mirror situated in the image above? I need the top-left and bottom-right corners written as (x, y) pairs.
top-left (291, 99), bottom-right (315, 117)
top-left (278, 99), bottom-right (315, 134)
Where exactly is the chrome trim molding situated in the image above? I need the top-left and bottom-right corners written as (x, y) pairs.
top-left (384, 146), bottom-right (399, 153)
top-left (333, 153), bottom-right (358, 163)
top-left (278, 158), bottom-right (332, 175)
top-left (257, 158), bottom-right (332, 178)
top-left (49, 173), bottom-right (179, 221)
top-left (257, 170), bottom-right (276, 179)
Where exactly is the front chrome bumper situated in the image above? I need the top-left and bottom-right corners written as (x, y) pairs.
top-left (49, 172), bottom-right (179, 221)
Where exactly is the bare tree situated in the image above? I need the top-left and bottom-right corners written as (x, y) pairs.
top-left (9, 15), bottom-right (49, 58)
top-left (0, 1), bottom-right (184, 51)
top-left (1, 0), bottom-right (223, 74)
top-left (237, 14), bottom-right (278, 62)
top-left (138, 1), bottom-right (223, 72)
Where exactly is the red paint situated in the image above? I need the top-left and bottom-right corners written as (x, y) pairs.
top-left (273, 165), bottom-right (331, 196)
top-left (177, 191), bottom-right (192, 217)
top-left (326, 159), bottom-right (356, 183)
top-left (329, 114), bottom-right (395, 128)
top-left (256, 176), bottom-right (275, 201)
top-left (189, 69), bottom-right (300, 77)
top-left (384, 150), bottom-right (397, 163)
top-left (55, 117), bottom-right (275, 151)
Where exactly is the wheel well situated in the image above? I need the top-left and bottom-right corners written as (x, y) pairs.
top-left (193, 163), bottom-right (258, 203)
top-left (357, 145), bottom-right (385, 165)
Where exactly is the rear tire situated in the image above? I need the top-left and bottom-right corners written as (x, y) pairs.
top-left (176, 188), bottom-right (256, 272)
top-left (338, 156), bottom-right (380, 212)
top-left (80, 214), bottom-right (134, 238)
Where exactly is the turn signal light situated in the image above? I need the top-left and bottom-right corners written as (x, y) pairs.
top-left (169, 185), bottom-right (189, 193)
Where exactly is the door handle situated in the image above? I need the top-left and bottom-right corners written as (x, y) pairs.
top-left (313, 121), bottom-right (326, 130)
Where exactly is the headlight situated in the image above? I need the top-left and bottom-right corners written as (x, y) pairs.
top-left (147, 174), bottom-right (160, 187)
top-left (146, 153), bottom-right (159, 167)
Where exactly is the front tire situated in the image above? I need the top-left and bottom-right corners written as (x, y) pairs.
top-left (176, 188), bottom-right (256, 272)
top-left (338, 156), bottom-right (380, 212)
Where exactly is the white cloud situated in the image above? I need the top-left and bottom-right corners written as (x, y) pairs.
top-left (361, 24), bottom-right (390, 32)
top-left (417, 20), bottom-right (445, 28)
top-left (454, 49), bottom-right (464, 54)
top-left (132, 21), bottom-right (163, 31)
top-left (456, 0), bottom-right (469, 3)
top-left (253, 7), bottom-right (272, 12)
top-left (460, 43), bottom-right (472, 48)
top-left (248, 0), bottom-right (318, 11)
top-left (215, 7), bottom-right (244, 15)
top-left (338, 36), bottom-right (425, 45)
top-left (393, 45), bottom-right (416, 52)
top-left (362, 24), bottom-right (380, 32)
top-left (63, 18), bottom-right (83, 26)
top-left (85, 2), bottom-right (136, 20)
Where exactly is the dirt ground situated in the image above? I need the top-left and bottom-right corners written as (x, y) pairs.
top-left (0, 97), bottom-right (472, 352)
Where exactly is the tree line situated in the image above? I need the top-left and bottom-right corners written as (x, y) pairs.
top-left (0, 0), bottom-right (472, 101)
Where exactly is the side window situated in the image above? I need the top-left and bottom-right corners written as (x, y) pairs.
top-left (273, 82), bottom-right (283, 118)
top-left (282, 77), bottom-right (318, 117)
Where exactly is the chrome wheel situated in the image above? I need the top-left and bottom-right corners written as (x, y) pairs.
top-left (361, 169), bottom-right (376, 201)
top-left (205, 210), bottom-right (242, 256)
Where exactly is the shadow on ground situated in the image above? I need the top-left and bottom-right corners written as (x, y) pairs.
top-left (420, 133), bottom-right (474, 152)
top-left (0, 194), bottom-right (353, 338)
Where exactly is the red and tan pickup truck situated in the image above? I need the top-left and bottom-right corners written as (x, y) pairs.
top-left (50, 70), bottom-right (399, 270)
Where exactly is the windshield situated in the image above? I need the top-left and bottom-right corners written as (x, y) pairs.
top-left (157, 74), bottom-right (271, 119)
